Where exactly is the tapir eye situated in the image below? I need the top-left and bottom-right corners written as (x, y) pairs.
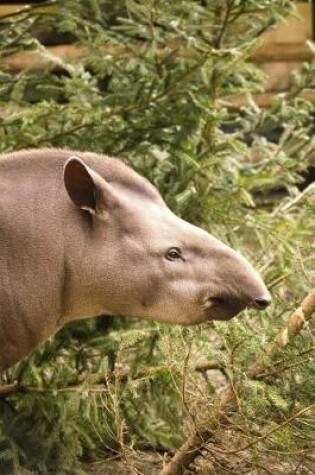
top-left (165, 247), bottom-right (182, 261)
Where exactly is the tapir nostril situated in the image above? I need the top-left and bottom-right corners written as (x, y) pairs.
top-left (253, 296), bottom-right (271, 310)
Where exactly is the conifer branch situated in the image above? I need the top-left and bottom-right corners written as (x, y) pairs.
top-left (248, 288), bottom-right (315, 379)
top-left (0, 365), bottom-right (172, 397)
top-left (160, 288), bottom-right (315, 475)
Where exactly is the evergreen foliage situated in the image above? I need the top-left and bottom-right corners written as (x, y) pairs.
top-left (0, 1), bottom-right (314, 473)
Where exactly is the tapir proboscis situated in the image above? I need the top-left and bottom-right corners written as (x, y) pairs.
top-left (0, 149), bottom-right (271, 372)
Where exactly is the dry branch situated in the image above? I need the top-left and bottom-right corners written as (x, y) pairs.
top-left (160, 288), bottom-right (315, 475)
top-left (0, 382), bottom-right (18, 396)
top-left (195, 359), bottom-right (226, 372)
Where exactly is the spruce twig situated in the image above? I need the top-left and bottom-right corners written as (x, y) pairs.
top-left (160, 288), bottom-right (315, 475)
top-left (248, 288), bottom-right (315, 379)
top-left (0, 365), bottom-right (172, 397)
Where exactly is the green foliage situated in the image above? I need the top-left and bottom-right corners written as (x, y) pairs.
top-left (0, 0), bottom-right (314, 473)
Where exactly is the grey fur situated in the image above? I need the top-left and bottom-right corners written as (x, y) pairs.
top-left (0, 149), bottom-right (270, 372)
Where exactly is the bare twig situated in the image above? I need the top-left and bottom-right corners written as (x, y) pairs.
top-left (195, 359), bottom-right (226, 372)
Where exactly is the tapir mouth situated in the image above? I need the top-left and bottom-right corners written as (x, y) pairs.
top-left (205, 297), bottom-right (246, 321)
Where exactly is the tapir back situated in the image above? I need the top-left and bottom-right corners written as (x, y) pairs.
top-left (0, 152), bottom-right (67, 369)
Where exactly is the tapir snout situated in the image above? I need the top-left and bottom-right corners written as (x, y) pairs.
top-left (200, 242), bottom-right (271, 321)
top-left (0, 149), bottom-right (271, 371)
top-left (150, 214), bottom-right (272, 325)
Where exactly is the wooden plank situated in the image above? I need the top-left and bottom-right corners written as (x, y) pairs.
top-left (262, 3), bottom-right (312, 44)
top-left (0, 45), bottom-right (128, 71)
top-left (218, 90), bottom-right (315, 109)
top-left (251, 43), bottom-right (312, 63)
top-left (259, 61), bottom-right (303, 92)
top-left (0, 3), bottom-right (57, 19)
top-left (0, 5), bottom-right (25, 16)
top-left (1, 41), bottom-right (313, 73)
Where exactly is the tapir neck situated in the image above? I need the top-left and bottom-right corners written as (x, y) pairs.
top-left (60, 211), bottom-right (115, 322)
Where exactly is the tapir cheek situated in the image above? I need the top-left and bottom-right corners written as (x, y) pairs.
top-left (139, 276), bottom-right (161, 309)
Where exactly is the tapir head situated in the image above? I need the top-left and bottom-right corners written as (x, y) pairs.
top-left (63, 157), bottom-right (271, 325)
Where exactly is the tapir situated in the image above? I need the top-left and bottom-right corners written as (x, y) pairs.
top-left (0, 149), bottom-right (271, 372)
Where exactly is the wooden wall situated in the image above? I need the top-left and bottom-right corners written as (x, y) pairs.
top-left (0, 2), bottom-right (314, 107)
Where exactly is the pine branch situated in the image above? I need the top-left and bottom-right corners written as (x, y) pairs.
top-left (213, 0), bottom-right (235, 49)
top-left (159, 288), bottom-right (315, 475)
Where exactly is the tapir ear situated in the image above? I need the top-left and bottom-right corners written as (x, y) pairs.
top-left (63, 157), bottom-right (118, 215)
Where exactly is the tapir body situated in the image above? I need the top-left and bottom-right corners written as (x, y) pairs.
top-left (0, 149), bottom-right (270, 372)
